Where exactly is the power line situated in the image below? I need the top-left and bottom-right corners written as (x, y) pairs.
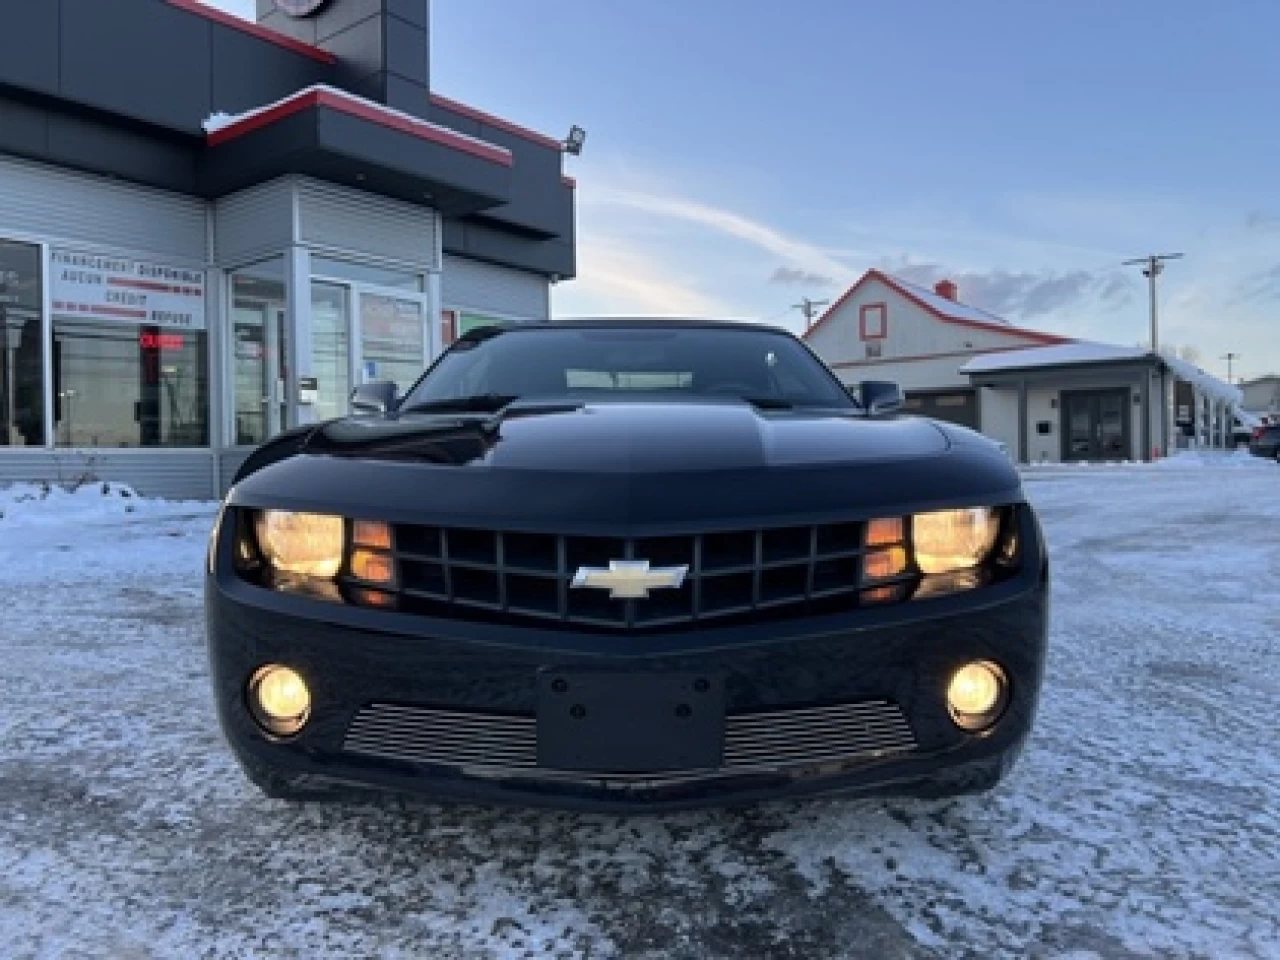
top-left (791, 297), bottom-right (830, 330)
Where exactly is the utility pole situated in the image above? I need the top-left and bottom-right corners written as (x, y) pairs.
top-left (792, 297), bottom-right (829, 330)
top-left (1220, 352), bottom-right (1240, 384)
top-left (1123, 253), bottom-right (1183, 460)
top-left (1122, 253), bottom-right (1183, 355)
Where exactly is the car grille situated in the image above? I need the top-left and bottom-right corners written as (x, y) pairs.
top-left (342, 700), bottom-right (918, 779)
top-left (383, 521), bottom-right (907, 630)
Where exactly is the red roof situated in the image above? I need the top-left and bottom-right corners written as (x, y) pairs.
top-left (803, 269), bottom-right (1072, 346)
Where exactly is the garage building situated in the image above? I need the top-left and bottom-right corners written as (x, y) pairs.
top-left (0, 0), bottom-right (576, 498)
top-left (805, 269), bottom-right (1241, 462)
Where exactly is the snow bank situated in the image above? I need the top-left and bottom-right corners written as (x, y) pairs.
top-left (1022, 449), bottom-right (1271, 472)
top-left (0, 482), bottom-right (211, 529)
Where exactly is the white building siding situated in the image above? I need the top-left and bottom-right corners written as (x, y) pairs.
top-left (213, 180), bottom-right (294, 267)
top-left (806, 277), bottom-right (1029, 373)
top-left (0, 155), bottom-right (207, 263)
top-left (1240, 377), bottom-right (1280, 413)
top-left (296, 179), bottom-right (439, 270)
top-left (0, 451), bottom-right (215, 500)
top-left (442, 254), bottom-right (549, 321)
top-left (831, 354), bottom-right (976, 392)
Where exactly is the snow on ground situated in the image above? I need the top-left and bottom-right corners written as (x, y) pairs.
top-left (1, 454), bottom-right (1279, 959)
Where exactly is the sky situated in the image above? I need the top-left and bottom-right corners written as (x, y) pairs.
top-left (213, 1), bottom-right (1280, 381)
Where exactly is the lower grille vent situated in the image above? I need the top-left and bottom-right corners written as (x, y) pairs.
top-left (343, 699), bottom-right (916, 780)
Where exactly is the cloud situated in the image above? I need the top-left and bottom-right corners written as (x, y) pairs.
top-left (769, 267), bottom-right (834, 287)
top-left (880, 259), bottom-right (1136, 319)
top-left (1230, 264), bottom-right (1280, 306)
top-left (1246, 211), bottom-right (1280, 232)
top-left (553, 237), bottom-right (736, 319)
top-left (584, 188), bottom-right (858, 285)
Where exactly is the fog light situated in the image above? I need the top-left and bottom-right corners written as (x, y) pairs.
top-left (946, 660), bottom-right (1007, 732)
top-left (248, 664), bottom-right (311, 737)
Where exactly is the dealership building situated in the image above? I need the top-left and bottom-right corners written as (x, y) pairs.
top-left (0, 0), bottom-right (576, 498)
top-left (804, 270), bottom-right (1242, 462)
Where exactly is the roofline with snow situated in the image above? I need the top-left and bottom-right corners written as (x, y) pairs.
top-left (803, 269), bottom-right (1072, 346)
top-left (0, 0), bottom-right (577, 279)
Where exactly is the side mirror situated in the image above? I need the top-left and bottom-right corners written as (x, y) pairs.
top-left (859, 380), bottom-right (904, 416)
top-left (351, 381), bottom-right (398, 415)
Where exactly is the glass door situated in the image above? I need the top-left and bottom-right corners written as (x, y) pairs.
top-left (231, 304), bottom-right (287, 444)
top-left (355, 288), bottom-right (430, 399)
top-left (310, 281), bottom-right (351, 423)
top-left (231, 259), bottom-right (289, 445)
top-left (1062, 390), bottom-right (1131, 461)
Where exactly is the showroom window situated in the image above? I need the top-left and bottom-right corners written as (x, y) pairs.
top-left (50, 249), bottom-right (209, 448)
top-left (0, 239), bottom-right (44, 447)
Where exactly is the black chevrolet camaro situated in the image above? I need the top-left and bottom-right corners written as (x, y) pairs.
top-left (206, 319), bottom-right (1049, 810)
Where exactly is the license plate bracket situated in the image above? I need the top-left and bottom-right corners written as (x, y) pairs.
top-left (536, 670), bottom-right (725, 773)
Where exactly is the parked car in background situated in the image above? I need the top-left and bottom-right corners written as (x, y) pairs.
top-left (1248, 422), bottom-right (1280, 461)
top-left (1232, 411), bottom-right (1262, 448)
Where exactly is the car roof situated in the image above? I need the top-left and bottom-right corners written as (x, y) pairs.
top-left (458, 317), bottom-right (797, 342)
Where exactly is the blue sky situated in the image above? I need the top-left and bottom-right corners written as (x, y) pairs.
top-left (214, 1), bottom-right (1280, 380)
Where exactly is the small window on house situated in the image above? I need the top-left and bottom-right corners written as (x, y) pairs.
top-left (865, 341), bottom-right (882, 359)
top-left (902, 398), bottom-right (923, 410)
top-left (859, 303), bottom-right (887, 340)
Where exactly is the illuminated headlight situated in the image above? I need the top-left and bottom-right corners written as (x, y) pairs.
top-left (254, 511), bottom-right (345, 578)
top-left (912, 508), bottom-right (1001, 574)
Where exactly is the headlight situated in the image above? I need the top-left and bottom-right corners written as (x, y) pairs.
top-left (254, 511), bottom-right (345, 578)
top-left (912, 508), bottom-right (1000, 574)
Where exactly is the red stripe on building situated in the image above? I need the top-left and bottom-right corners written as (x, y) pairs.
top-left (165, 0), bottom-right (337, 64)
top-left (828, 345), bottom-right (1037, 370)
top-left (108, 277), bottom-right (193, 295)
top-left (94, 305), bottom-right (149, 319)
top-left (429, 93), bottom-right (564, 151)
top-left (208, 90), bottom-right (513, 166)
top-left (60, 302), bottom-right (149, 319)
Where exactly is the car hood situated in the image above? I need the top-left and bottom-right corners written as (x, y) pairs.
top-left (301, 401), bottom-right (949, 472)
top-left (230, 401), bottom-right (1024, 530)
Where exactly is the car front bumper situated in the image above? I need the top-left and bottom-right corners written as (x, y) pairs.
top-left (205, 515), bottom-right (1049, 813)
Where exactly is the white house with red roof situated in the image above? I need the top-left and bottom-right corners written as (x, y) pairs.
top-left (804, 270), bottom-right (1241, 463)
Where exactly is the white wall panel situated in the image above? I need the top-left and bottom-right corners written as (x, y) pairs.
top-left (0, 156), bottom-right (206, 263)
top-left (442, 253), bottom-right (548, 320)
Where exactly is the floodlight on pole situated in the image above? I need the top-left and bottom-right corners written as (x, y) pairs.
top-left (562, 126), bottom-right (587, 156)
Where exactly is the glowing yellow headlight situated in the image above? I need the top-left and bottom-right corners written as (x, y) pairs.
top-left (254, 511), bottom-right (344, 578)
top-left (912, 508), bottom-right (1001, 574)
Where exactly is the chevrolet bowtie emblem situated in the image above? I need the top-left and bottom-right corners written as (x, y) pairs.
top-left (571, 560), bottom-right (689, 599)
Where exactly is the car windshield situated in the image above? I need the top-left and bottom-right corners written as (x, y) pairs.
top-left (400, 325), bottom-right (855, 410)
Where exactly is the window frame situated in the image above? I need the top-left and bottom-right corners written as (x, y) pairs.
top-left (859, 302), bottom-right (888, 341)
top-left (0, 234), bottom-right (216, 453)
top-left (0, 235), bottom-right (48, 448)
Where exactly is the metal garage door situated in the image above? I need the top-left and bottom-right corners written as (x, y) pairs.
top-left (904, 390), bottom-right (979, 429)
